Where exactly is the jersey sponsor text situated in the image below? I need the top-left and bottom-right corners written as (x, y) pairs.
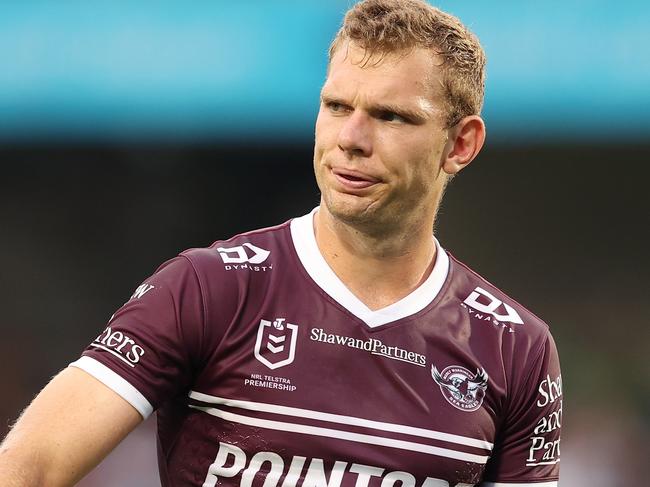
top-left (204, 441), bottom-right (476, 487)
top-left (90, 326), bottom-right (145, 367)
top-left (130, 283), bottom-right (154, 300)
top-left (310, 328), bottom-right (426, 367)
top-left (527, 374), bottom-right (562, 467)
top-left (536, 374), bottom-right (562, 407)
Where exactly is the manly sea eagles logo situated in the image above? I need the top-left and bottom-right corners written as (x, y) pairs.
top-left (254, 318), bottom-right (298, 370)
top-left (432, 365), bottom-right (489, 412)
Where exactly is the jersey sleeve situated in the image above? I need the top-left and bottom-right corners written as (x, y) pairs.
top-left (69, 255), bottom-right (205, 419)
top-left (482, 330), bottom-right (563, 486)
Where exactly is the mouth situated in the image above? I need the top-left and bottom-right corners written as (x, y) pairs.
top-left (331, 167), bottom-right (381, 191)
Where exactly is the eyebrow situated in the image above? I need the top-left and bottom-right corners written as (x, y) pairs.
top-left (320, 91), bottom-right (433, 123)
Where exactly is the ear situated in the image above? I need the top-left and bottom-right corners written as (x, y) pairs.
top-left (441, 115), bottom-right (486, 175)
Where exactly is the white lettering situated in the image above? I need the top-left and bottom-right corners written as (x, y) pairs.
top-left (106, 331), bottom-right (124, 348)
top-left (92, 327), bottom-right (145, 365)
top-left (527, 437), bottom-right (546, 462)
top-left (281, 456), bottom-right (307, 487)
top-left (381, 471), bottom-right (416, 487)
top-left (203, 442), bottom-right (247, 487)
top-left (349, 464), bottom-right (384, 487)
top-left (115, 336), bottom-right (134, 352)
top-left (97, 326), bottom-right (111, 345)
top-left (543, 439), bottom-right (561, 460)
top-left (527, 436), bottom-right (561, 465)
top-left (131, 283), bottom-right (154, 300)
top-left (534, 400), bottom-right (563, 434)
top-left (241, 451), bottom-right (284, 487)
top-left (203, 443), bottom-right (468, 487)
top-left (420, 479), bottom-right (449, 487)
top-left (302, 459), bottom-right (347, 487)
top-left (126, 344), bottom-right (145, 364)
top-left (309, 328), bottom-right (425, 367)
top-left (537, 374), bottom-right (562, 407)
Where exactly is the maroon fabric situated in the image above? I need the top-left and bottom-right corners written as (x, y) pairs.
top-left (80, 219), bottom-right (562, 486)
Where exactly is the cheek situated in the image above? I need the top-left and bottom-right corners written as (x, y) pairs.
top-left (399, 143), bottom-right (441, 192)
top-left (314, 110), bottom-right (330, 142)
top-left (385, 137), bottom-right (431, 177)
top-left (315, 110), bottom-right (342, 146)
top-left (313, 116), bottom-right (326, 159)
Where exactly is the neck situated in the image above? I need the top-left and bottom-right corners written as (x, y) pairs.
top-left (314, 205), bottom-right (437, 310)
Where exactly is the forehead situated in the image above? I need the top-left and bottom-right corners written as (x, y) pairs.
top-left (323, 42), bottom-right (443, 109)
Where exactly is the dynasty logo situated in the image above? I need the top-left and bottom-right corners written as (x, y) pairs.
top-left (217, 243), bottom-right (272, 272)
top-left (461, 287), bottom-right (524, 333)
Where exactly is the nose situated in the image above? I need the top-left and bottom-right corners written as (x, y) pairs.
top-left (337, 111), bottom-right (372, 157)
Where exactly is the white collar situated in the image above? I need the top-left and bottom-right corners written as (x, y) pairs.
top-left (290, 207), bottom-right (449, 328)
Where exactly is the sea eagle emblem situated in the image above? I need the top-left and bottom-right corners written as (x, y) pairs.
top-left (432, 364), bottom-right (488, 412)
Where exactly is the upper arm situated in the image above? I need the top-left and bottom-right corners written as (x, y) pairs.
top-left (0, 366), bottom-right (142, 487)
top-left (73, 255), bottom-right (205, 415)
top-left (1, 255), bottom-right (206, 486)
top-left (481, 331), bottom-right (563, 486)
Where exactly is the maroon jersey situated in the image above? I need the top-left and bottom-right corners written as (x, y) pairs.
top-left (71, 209), bottom-right (562, 487)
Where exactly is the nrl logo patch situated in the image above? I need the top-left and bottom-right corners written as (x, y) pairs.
top-left (432, 364), bottom-right (488, 412)
top-left (254, 318), bottom-right (298, 370)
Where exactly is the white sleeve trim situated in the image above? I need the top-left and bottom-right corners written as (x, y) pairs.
top-left (69, 356), bottom-right (154, 419)
top-left (481, 482), bottom-right (558, 487)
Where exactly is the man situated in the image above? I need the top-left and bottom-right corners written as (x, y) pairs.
top-left (0, 1), bottom-right (562, 486)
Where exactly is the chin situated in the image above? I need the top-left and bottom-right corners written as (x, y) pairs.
top-left (322, 191), bottom-right (381, 226)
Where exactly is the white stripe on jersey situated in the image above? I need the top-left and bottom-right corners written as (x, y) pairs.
top-left (189, 391), bottom-right (493, 451)
top-left (189, 404), bottom-right (490, 464)
top-left (481, 483), bottom-right (558, 487)
top-left (526, 459), bottom-right (561, 467)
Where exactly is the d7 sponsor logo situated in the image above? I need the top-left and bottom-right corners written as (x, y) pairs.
top-left (217, 242), bottom-right (269, 264)
top-left (216, 243), bottom-right (273, 271)
top-left (461, 287), bottom-right (523, 333)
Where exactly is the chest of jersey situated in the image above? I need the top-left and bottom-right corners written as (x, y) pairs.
top-left (163, 277), bottom-right (503, 487)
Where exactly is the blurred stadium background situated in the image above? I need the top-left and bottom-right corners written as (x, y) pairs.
top-left (1, 1), bottom-right (648, 485)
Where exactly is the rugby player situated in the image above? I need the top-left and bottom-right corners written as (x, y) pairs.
top-left (0, 1), bottom-right (562, 486)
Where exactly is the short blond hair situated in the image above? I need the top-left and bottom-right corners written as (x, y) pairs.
top-left (329, 0), bottom-right (486, 127)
